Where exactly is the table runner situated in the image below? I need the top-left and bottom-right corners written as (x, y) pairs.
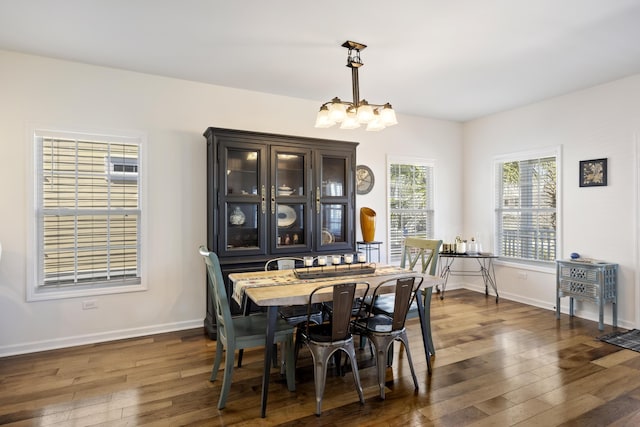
top-left (230, 265), bottom-right (408, 305)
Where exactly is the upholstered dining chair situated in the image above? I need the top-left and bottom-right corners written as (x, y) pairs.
top-left (199, 246), bottom-right (296, 409)
top-left (371, 237), bottom-right (442, 372)
top-left (300, 282), bottom-right (369, 416)
top-left (353, 276), bottom-right (423, 399)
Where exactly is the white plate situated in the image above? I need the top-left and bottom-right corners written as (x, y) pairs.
top-left (321, 229), bottom-right (335, 244)
top-left (277, 205), bottom-right (297, 227)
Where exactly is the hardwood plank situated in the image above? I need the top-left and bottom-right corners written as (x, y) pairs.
top-left (0, 289), bottom-right (636, 426)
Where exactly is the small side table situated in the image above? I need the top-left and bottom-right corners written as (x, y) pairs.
top-left (439, 253), bottom-right (499, 302)
top-left (356, 241), bottom-right (382, 263)
top-left (556, 259), bottom-right (617, 331)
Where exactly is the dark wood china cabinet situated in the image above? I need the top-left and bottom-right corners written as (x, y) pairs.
top-left (203, 127), bottom-right (358, 338)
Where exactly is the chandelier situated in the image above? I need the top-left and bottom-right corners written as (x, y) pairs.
top-left (314, 40), bottom-right (398, 131)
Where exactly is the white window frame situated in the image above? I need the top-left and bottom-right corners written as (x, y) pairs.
top-left (493, 146), bottom-right (562, 268)
top-left (386, 156), bottom-right (435, 264)
top-left (27, 125), bottom-right (147, 301)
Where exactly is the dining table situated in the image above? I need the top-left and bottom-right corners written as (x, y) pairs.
top-left (229, 264), bottom-right (444, 418)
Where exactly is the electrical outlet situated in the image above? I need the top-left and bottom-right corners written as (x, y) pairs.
top-left (517, 272), bottom-right (528, 280)
top-left (82, 300), bottom-right (98, 310)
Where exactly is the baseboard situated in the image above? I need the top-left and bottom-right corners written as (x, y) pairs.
top-left (459, 282), bottom-right (554, 309)
top-left (0, 319), bottom-right (204, 357)
top-left (456, 283), bottom-right (634, 330)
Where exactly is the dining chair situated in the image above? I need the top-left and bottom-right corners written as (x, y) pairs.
top-left (371, 237), bottom-right (442, 372)
top-left (300, 281), bottom-right (369, 416)
top-left (263, 256), bottom-right (325, 373)
top-left (353, 276), bottom-right (423, 399)
top-left (265, 257), bottom-right (324, 326)
top-left (199, 246), bottom-right (296, 410)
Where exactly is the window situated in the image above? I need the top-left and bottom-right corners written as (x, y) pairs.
top-left (387, 157), bottom-right (434, 263)
top-left (29, 127), bottom-right (145, 300)
top-left (494, 148), bottom-right (559, 264)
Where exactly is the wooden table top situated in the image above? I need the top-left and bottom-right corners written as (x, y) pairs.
top-left (229, 265), bottom-right (444, 307)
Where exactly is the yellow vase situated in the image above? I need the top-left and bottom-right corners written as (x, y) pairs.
top-left (360, 207), bottom-right (376, 242)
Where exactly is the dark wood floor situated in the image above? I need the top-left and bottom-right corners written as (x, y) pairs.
top-left (1, 289), bottom-right (639, 426)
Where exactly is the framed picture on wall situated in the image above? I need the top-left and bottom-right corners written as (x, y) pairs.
top-left (579, 158), bottom-right (607, 187)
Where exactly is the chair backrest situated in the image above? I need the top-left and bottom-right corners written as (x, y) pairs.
top-left (199, 246), bottom-right (234, 342)
top-left (401, 238), bottom-right (443, 276)
top-left (308, 282), bottom-right (369, 341)
top-left (370, 276), bottom-right (424, 331)
top-left (265, 257), bottom-right (304, 271)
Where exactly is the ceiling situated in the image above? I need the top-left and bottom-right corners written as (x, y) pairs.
top-left (2, 1), bottom-right (640, 122)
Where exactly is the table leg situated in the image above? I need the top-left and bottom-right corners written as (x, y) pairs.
top-left (439, 257), bottom-right (454, 300)
top-left (569, 297), bottom-right (574, 317)
top-left (599, 299), bottom-right (604, 331)
top-left (415, 288), bottom-right (433, 373)
top-left (260, 305), bottom-right (278, 418)
top-left (477, 258), bottom-right (499, 302)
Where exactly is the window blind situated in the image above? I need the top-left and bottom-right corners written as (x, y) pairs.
top-left (495, 156), bottom-right (556, 262)
top-left (388, 162), bottom-right (434, 263)
top-left (38, 136), bottom-right (141, 287)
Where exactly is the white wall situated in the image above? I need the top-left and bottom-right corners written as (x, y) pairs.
top-left (0, 50), bottom-right (463, 356)
top-left (463, 74), bottom-right (640, 329)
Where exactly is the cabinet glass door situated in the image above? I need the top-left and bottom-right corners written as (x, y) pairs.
top-left (219, 143), bottom-right (267, 256)
top-left (272, 147), bottom-right (311, 253)
top-left (316, 150), bottom-right (355, 250)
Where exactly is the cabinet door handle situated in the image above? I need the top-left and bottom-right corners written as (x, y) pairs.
top-left (271, 185), bottom-right (276, 214)
top-left (316, 186), bottom-right (321, 214)
top-left (261, 185), bottom-right (266, 214)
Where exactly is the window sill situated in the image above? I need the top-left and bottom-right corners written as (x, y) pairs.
top-left (27, 281), bottom-right (146, 302)
top-left (493, 259), bottom-right (555, 274)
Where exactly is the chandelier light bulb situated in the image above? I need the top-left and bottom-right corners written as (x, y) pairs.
top-left (340, 111), bottom-right (361, 129)
top-left (314, 105), bottom-right (335, 128)
top-left (356, 101), bottom-right (374, 124)
top-left (365, 111), bottom-right (386, 131)
top-left (328, 101), bottom-right (347, 123)
top-left (379, 103), bottom-right (398, 126)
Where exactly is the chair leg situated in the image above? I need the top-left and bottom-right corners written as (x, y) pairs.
top-left (280, 343), bottom-right (286, 375)
top-left (294, 329), bottom-right (303, 369)
top-left (334, 351), bottom-right (343, 376)
top-left (367, 333), bottom-right (397, 400)
top-left (284, 336), bottom-right (296, 392)
top-left (210, 339), bottom-right (224, 382)
top-left (387, 342), bottom-right (394, 367)
top-left (273, 344), bottom-right (279, 368)
top-left (237, 349), bottom-right (243, 368)
top-left (423, 288), bottom-right (436, 357)
top-left (398, 331), bottom-right (419, 391)
top-left (306, 342), bottom-right (333, 416)
top-left (417, 288), bottom-right (434, 373)
top-left (344, 343), bottom-right (365, 405)
top-left (218, 344), bottom-right (236, 409)
top-left (376, 340), bottom-right (389, 399)
top-left (313, 350), bottom-right (330, 416)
